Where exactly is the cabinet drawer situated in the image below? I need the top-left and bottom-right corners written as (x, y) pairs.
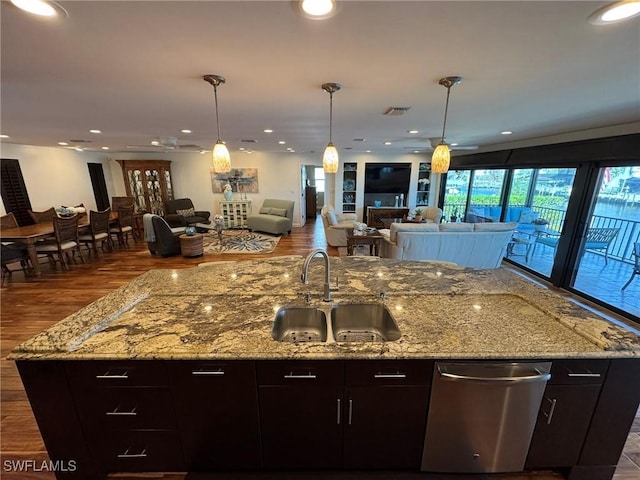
top-left (167, 360), bottom-right (255, 388)
top-left (257, 360), bottom-right (343, 386)
top-left (346, 360), bottom-right (433, 386)
top-left (549, 359), bottom-right (609, 385)
top-left (74, 386), bottom-right (176, 431)
top-left (66, 360), bottom-right (169, 387)
top-left (90, 430), bottom-right (183, 473)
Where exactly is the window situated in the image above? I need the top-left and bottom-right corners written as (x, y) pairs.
top-left (314, 167), bottom-right (325, 193)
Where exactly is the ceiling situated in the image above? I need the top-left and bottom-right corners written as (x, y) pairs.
top-left (1, 1), bottom-right (639, 158)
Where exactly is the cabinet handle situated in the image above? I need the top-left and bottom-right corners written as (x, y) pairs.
top-left (337, 399), bottom-right (341, 425)
top-left (117, 448), bottom-right (147, 459)
top-left (192, 369), bottom-right (225, 376)
top-left (543, 397), bottom-right (557, 425)
top-left (96, 371), bottom-right (128, 379)
top-left (567, 373), bottom-right (601, 378)
top-left (348, 399), bottom-right (353, 425)
top-left (284, 372), bottom-right (317, 379)
top-left (106, 407), bottom-right (137, 416)
top-left (374, 373), bottom-right (407, 379)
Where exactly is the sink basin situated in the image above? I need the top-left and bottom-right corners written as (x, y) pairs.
top-left (330, 304), bottom-right (401, 342)
top-left (272, 307), bottom-right (327, 343)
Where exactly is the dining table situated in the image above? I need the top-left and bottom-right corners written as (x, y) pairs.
top-left (0, 213), bottom-right (117, 277)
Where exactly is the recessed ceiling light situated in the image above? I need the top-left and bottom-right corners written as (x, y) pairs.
top-left (501, 131), bottom-right (513, 135)
top-left (0, 134), bottom-right (9, 139)
top-left (407, 130), bottom-right (419, 134)
top-left (89, 129), bottom-right (101, 134)
top-left (181, 129), bottom-right (192, 134)
top-left (101, 146), bottom-right (109, 150)
top-left (74, 147), bottom-right (83, 152)
top-left (299, 0), bottom-right (336, 19)
top-left (10, 0), bottom-right (67, 17)
top-left (263, 129), bottom-right (273, 133)
top-left (384, 141), bottom-right (392, 145)
top-left (413, 150), bottom-right (420, 154)
top-left (450, 143), bottom-right (459, 146)
top-left (589, 0), bottom-right (640, 24)
top-left (239, 147), bottom-right (246, 151)
top-left (286, 147), bottom-right (293, 151)
top-left (151, 140), bottom-right (160, 146)
top-left (58, 141), bottom-right (68, 146)
top-left (365, 150), bottom-right (372, 153)
top-left (278, 141), bottom-right (286, 145)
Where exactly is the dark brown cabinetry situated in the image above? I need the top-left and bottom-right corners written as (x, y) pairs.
top-left (167, 361), bottom-right (261, 470)
top-left (117, 160), bottom-right (174, 215)
top-left (305, 186), bottom-right (317, 220)
top-left (257, 360), bottom-right (432, 470)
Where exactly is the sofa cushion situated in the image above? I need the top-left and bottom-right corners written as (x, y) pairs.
top-left (439, 222), bottom-right (474, 232)
top-left (270, 207), bottom-right (287, 217)
top-left (176, 207), bottom-right (195, 217)
top-left (474, 222), bottom-right (518, 232)
top-left (259, 206), bottom-right (272, 215)
top-left (390, 222), bottom-right (439, 242)
top-left (327, 210), bottom-right (338, 226)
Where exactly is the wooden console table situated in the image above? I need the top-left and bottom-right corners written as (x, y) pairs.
top-left (366, 207), bottom-right (409, 228)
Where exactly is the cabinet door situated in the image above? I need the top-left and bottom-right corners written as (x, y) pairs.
top-left (343, 385), bottom-right (429, 469)
top-left (168, 361), bottom-right (261, 470)
top-left (258, 361), bottom-right (344, 469)
top-left (526, 385), bottom-right (601, 468)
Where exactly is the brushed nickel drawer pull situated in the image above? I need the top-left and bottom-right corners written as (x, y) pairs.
top-left (337, 399), bottom-right (341, 425)
top-left (348, 399), bottom-right (353, 425)
top-left (192, 369), bottom-right (225, 376)
top-left (117, 448), bottom-right (147, 459)
top-left (106, 407), bottom-right (137, 416)
top-left (567, 373), bottom-right (601, 377)
top-left (96, 371), bottom-right (129, 379)
top-left (284, 372), bottom-right (317, 379)
top-left (543, 398), bottom-right (557, 425)
top-left (374, 373), bottom-right (407, 379)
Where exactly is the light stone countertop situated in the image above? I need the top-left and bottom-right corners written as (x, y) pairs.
top-left (10, 256), bottom-right (640, 360)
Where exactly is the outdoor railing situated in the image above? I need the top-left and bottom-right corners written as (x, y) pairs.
top-left (442, 203), bottom-right (640, 263)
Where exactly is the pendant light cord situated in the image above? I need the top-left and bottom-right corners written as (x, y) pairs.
top-left (329, 91), bottom-right (334, 143)
top-left (440, 86), bottom-right (451, 141)
top-left (213, 85), bottom-right (221, 141)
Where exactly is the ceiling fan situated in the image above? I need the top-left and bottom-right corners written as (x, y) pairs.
top-left (403, 137), bottom-right (478, 153)
top-left (126, 136), bottom-right (203, 152)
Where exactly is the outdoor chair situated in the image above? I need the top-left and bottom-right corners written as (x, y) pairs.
top-left (536, 227), bottom-right (620, 265)
top-left (35, 215), bottom-right (85, 270)
top-left (621, 242), bottom-right (639, 291)
top-left (79, 208), bottom-right (113, 256)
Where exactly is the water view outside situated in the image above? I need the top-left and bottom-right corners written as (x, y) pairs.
top-left (572, 166), bottom-right (640, 317)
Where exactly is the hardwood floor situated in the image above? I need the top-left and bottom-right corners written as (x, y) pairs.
top-left (1, 216), bottom-right (638, 480)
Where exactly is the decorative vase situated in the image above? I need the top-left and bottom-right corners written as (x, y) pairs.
top-left (185, 226), bottom-right (196, 236)
top-left (224, 190), bottom-right (233, 201)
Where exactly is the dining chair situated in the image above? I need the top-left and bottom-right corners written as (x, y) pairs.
top-left (28, 207), bottom-right (57, 224)
top-left (79, 208), bottom-right (114, 256)
top-left (1, 212), bottom-right (19, 229)
top-left (35, 215), bottom-right (85, 270)
top-left (110, 204), bottom-right (135, 247)
top-left (0, 212), bottom-right (32, 274)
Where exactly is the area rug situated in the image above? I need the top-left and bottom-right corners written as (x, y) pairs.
top-left (202, 231), bottom-right (280, 254)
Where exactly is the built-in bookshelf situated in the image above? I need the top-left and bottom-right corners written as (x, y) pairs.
top-left (342, 162), bottom-right (357, 212)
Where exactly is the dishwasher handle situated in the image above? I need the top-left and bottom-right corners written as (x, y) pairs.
top-left (437, 364), bottom-right (551, 384)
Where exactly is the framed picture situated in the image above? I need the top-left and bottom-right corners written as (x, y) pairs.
top-left (211, 168), bottom-right (259, 193)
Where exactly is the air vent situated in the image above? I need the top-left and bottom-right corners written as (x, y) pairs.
top-left (383, 107), bottom-right (411, 116)
top-left (240, 139), bottom-right (257, 143)
top-left (352, 138), bottom-right (366, 142)
top-left (68, 139), bottom-right (92, 143)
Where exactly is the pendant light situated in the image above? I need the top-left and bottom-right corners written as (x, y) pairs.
top-left (431, 76), bottom-right (462, 174)
top-left (203, 74), bottom-right (231, 173)
top-left (322, 82), bottom-right (341, 174)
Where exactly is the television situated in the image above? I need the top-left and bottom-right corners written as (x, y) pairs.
top-left (364, 163), bottom-right (411, 194)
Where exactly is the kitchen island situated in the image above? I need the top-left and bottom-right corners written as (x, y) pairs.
top-left (11, 256), bottom-right (640, 479)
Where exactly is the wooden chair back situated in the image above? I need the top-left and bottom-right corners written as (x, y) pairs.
top-left (53, 215), bottom-right (81, 244)
top-left (0, 213), bottom-right (19, 229)
top-left (89, 208), bottom-right (111, 236)
top-left (28, 207), bottom-right (57, 224)
top-left (117, 205), bottom-right (134, 228)
top-left (112, 196), bottom-right (135, 212)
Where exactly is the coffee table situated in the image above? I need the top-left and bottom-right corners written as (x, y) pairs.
top-left (179, 234), bottom-right (204, 257)
top-left (346, 229), bottom-right (384, 256)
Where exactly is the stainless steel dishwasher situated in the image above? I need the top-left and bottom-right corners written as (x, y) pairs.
top-left (421, 361), bottom-right (552, 473)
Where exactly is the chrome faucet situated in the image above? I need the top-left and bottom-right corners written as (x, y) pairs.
top-left (301, 249), bottom-right (335, 302)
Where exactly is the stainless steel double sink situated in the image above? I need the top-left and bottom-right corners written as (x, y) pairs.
top-left (272, 303), bottom-right (401, 343)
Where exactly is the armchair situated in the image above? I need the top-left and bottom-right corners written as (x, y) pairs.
top-left (320, 205), bottom-right (357, 247)
top-left (143, 214), bottom-right (185, 257)
top-left (165, 198), bottom-right (211, 228)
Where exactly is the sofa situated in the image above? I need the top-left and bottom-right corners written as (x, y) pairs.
top-left (246, 199), bottom-right (294, 235)
top-left (320, 205), bottom-right (358, 247)
top-left (143, 214), bottom-right (185, 257)
top-left (379, 221), bottom-right (517, 268)
top-left (465, 205), bottom-right (537, 225)
top-left (165, 198), bottom-right (211, 228)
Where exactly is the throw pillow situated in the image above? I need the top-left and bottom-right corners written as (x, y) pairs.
top-left (176, 207), bottom-right (196, 217)
top-left (259, 206), bottom-right (272, 215)
top-left (474, 222), bottom-right (518, 232)
top-left (270, 207), bottom-right (287, 217)
top-left (439, 222), bottom-right (474, 232)
top-left (327, 211), bottom-right (338, 226)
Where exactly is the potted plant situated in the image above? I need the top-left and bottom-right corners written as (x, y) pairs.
top-left (414, 208), bottom-right (424, 222)
top-left (531, 217), bottom-right (549, 231)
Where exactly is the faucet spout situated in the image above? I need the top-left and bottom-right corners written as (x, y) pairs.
top-left (301, 248), bottom-right (333, 302)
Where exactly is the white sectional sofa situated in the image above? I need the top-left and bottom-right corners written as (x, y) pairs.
top-left (379, 221), bottom-right (517, 268)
